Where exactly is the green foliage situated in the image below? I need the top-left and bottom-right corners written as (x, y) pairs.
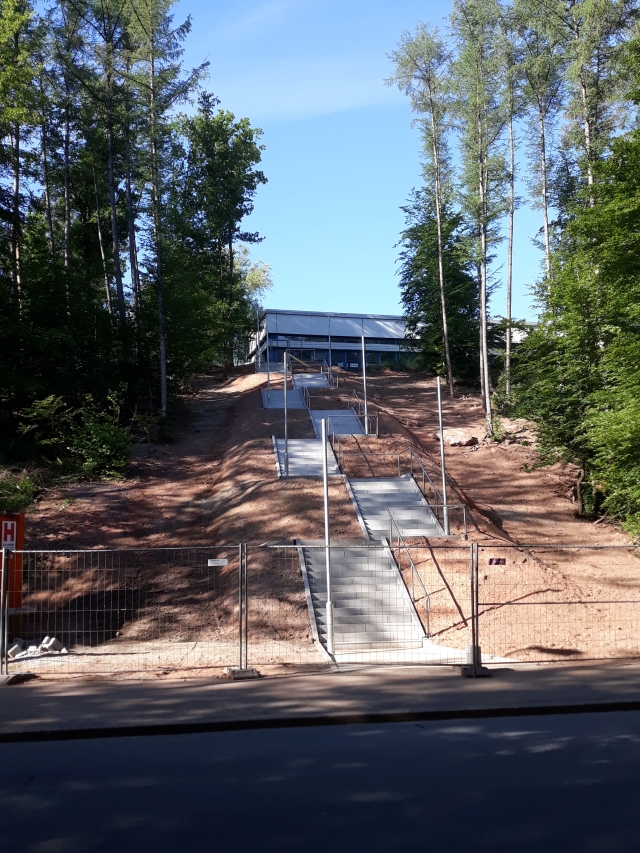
top-left (19, 391), bottom-right (132, 478)
top-left (398, 189), bottom-right (479, 380)
top-left (0, 471), bottom-right (38, 513)
top-left (508, 82), bottom-right (640, 532)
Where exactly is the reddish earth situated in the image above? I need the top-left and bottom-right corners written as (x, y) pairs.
top-left (20, 367), bottom-right (639, 676)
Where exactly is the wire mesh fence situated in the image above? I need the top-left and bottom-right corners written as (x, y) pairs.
top-left (0, 547), bottom-right (240, 677)
top-left (476, 544), bottom-right (640, 665)
top-left (1, 541), bottom-right (639, 678)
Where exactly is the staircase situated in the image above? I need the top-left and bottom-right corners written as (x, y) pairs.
top-left (273, 438), bottom-right (340, 478)
top-left (346, 475), bottom-right (444, 540)
top-left (298, 541), bottom-right (426, 659)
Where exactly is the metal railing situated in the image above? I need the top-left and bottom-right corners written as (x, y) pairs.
top-left (347, 390), bottom-right (379, 436)
top-left (321, 360), bottom-right (339, 388)
top-left (387, 510), bottom-right (431, 636)
top-left (329, 427), bottom-right (346, 471)
top-left (335, 445), bottom-right (466, 537)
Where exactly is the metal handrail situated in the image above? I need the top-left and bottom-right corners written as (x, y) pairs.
top-left (347, 390), bottom-right (379, 437)
top-left (321, 360), bottom-right (339, 388)
top-left (330, 429), bottom-right (345, 472)
top-left (387, 508), bottom-right (431, 637)
top-left (408, 447), bottom-right (444, 507)
top-left (333, 445), bottom-right (466, 536)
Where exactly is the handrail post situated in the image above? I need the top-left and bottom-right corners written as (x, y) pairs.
top-left (322, 419), bottom-right (334, 656)
top-left (437, 376), bottom-right (450, 535)
top-left (284, 352), bottom-right (289, 477)
top-left (361, 335), bottom-right (368, 435)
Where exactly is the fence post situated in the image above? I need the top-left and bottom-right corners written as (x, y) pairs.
top-left (469, 543), bottom-right (476, 677)
top-left (0, 549), bottom-right (6, 676)
top-left (238, 544), bottom-right (243, 671)
top-left (244, 544), bottom-right (248, 670)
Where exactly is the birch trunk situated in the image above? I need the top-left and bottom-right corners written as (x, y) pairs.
top-left (10, 124), bottom-right (22, 318)
top-left (106, 109), bottom-right (126, 324)
top-left (93, 160), bottom-right (112, 315)
top-left (429, 109), bottom-right (455, 398)
top-left (506, 110), bottom-right (515, 397)
top-left (538, 105), bottom-right (551, 274)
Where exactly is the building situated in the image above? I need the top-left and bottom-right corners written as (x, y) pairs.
top-left (251, 309), bottom-right (413, 370)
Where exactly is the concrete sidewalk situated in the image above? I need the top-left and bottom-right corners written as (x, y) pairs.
top-left (1, 662), bottom-right (640, 739)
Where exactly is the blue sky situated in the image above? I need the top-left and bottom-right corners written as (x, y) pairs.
top-left (175, 0), bottom-right (543, 321)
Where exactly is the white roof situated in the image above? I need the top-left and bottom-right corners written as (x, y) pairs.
top-left (264, 309), bottom-right (406, 339)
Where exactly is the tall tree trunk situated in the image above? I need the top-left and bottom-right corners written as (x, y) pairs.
top-left (63, 79), bottom-right (71, 319)
top-left (106, 108), bottom-right (126, 324)
top-left (38, 71), bottom-right (55, 263)
top-left (478, 144), bottom-right (492, 431)
top-left (124, 80), bottom-right (141, 336)
top-left (10, 124), bottom-right (22, 318)
top-left (429, 110), bottom-right (454, 398)
top-left (579, 77), bottom-right (595, 200)
top-left (149, 48), bottom-right (167, 417)
top-left (93, 160), bottom-right (112, 315)
top-left (538, 104), bottom-right (551, 274)
top-left (506, 110), bottom-right (515, 397)
top-left (126, 167), bottom-right (140, 327)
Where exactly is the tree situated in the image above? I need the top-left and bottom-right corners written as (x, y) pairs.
top-left (388, 24), bottom-right (456, 396)
top-left (176, 94), bottom-right (267, 377)
top-left (451, 0), bottom-right (509, 430)
top-left (398, 188), bottom-right (480, 380)
top-left (508, 36), bottom-right (640, 531)
top-left (126, 0), bottom-right (206, 417)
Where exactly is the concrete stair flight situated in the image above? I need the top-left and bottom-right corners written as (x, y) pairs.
top-left (261, 389), bottom-right (306, 409)
top-left (273, 438), bottom-right (340, 478)
top-left (292, 373), bottom-right (330, 390)
top-left (298, 541), bottom-right (427, 658)
top-left (310, 409), bottom-right (364, 437)
top-left (346, 475), bottom-right (445, 540)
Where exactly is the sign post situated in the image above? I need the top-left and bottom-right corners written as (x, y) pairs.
top-left (0, 514), bottom-right (24, 609)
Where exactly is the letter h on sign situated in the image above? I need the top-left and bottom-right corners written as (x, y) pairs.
top-left (1, 521), bottom-right (17, 551)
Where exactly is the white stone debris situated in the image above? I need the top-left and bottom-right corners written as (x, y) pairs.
top-left (8, 636), bottom-right (69, 660)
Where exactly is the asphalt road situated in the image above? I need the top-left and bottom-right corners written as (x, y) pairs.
top-left (2, 711), bottom-right (640, 852)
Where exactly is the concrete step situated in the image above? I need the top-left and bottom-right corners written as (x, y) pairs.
top-left (347, 477), bottom-right (445, 540)
top-left (292, 373), bottom-right (331, 390)
top-left (299, 540), bottom-right (427, 661)
top-left (274, 439), bottom-right (340, 478)
top-left (310, 410), bottom-right (364, 437)
top-left (261, 389), bottom-right (306, 409)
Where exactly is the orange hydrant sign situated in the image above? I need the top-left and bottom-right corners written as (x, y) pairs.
top-left (1, 514), bottom-right (24, 609)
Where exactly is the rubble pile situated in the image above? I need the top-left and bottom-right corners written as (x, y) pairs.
top-left (8, 636), bottom-right (69, 660)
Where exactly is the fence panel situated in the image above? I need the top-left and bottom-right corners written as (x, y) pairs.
top-left (1, 547), bottom-right (241, 678)
top-left (477, 545), bottom-right (640, 665)
top-left (245, 545), bottom-right (327, 670)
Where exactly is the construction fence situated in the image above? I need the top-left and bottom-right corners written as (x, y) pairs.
top-left (0, 543), bottom-right (638, 678)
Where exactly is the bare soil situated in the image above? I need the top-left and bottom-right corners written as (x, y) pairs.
top-left (20, 367), bottom-right (639, 676)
